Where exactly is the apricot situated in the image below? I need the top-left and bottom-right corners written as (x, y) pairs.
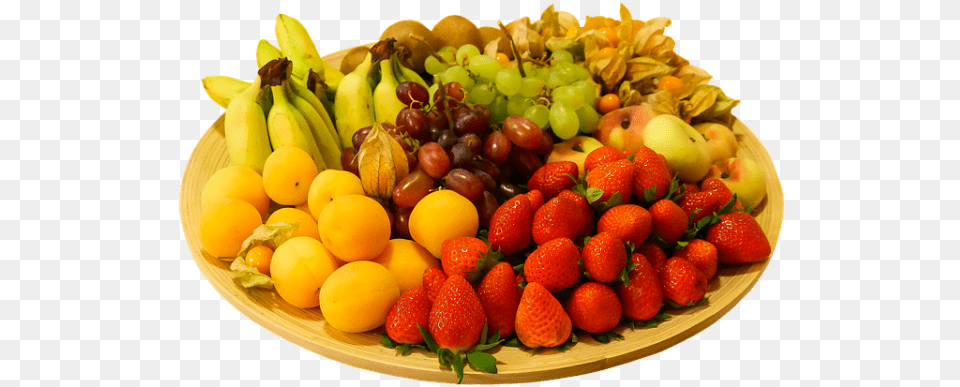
top-left (262, 146), bottom-right (319, 206)
top-left (307, 169), bottom-right (365, 221)
top-left (317, 195), bottom-right (391, 262)
top-left (265, 207), bottom-right (320, 240)
top-left (409, 190), bottom-right (479, 257)
top-left (319, 261), bottom-right (400, 333)
top-left (270, 237), bottom-right (341, 309)
top-left (199, 199), bottom-right (262, 258)
top-left (374, 239), bottom-right (440, 293)
top-left (201, 165), bottom-right (270, 219)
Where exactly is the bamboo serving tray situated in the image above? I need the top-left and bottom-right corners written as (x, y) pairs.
top-left (179, 46), bottom-right (784, 384)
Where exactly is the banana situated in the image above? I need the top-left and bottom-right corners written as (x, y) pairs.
top-left (256, 39), bottom-right (283, 69)
top-left (224, 76), bottom-right (272, 174)
top-left (267, 85), bottom-right (326, 171)
top-left (373, 57), bottom-right (405, 126)
top-left (334, 51), bottom-right (376, 147)
top-left (393, 58), bottom-right (428, 88)
top-left (284, 82), bottom-right (343, 169)
top-left (291, 74), bottom-right (341, 150)
top-left (275, 14), bottom-right (341, 93)
top-left (203, 76), bottom-right (250, 109)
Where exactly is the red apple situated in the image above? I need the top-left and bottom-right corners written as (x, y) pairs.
top-left (546, 136), bottom-right (604, 178)
top-left (694, 122), bottom-right (738, 165)
top-left (705, 158), bottom-right (767, 210)
top-left (593, 105), bottom-right (655, 154)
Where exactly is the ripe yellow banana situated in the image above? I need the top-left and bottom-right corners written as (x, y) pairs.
top-left (256, 39), bottom-right (283, 69)
top-left (373, 58), bottom-right (405, 126)
top-left (393, 58), bottom-right (428, 88)
top-left (203, 76), bottom-right (250, 109)
top-left (224, 76), bottom-right (272, 174)
top-left (290, 76), bottom-right (341, 150)
top-left (267, 85), bottom-right (326, 171)
top-left (284, 82), bottom-right (343, 170)
top-left (275, 14), bottom-right (342, 94)
top-left (334, 51), bottom-right (375, 147)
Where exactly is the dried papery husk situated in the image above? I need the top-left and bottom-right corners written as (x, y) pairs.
top-left (356, 122), bottom-right (410, 200)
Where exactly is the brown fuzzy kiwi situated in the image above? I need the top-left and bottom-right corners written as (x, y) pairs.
top-left (478, 26), bottom-right (513, 60)
top-left (339, 45), bottom-right (371, 74)
top-left (379, 20), bottom-right (442, 74)
top-left (431, 15), bottom-right (484, 51)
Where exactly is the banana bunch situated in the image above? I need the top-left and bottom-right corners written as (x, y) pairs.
top-left (335, 39), bottom-right (428, 147)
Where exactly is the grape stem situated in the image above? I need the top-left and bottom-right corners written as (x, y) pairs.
top-left (434, 79), bottom-right (456, 129)
top-left (497, 20), bottom-right (526, 78)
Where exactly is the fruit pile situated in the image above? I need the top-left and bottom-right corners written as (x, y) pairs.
top-left (195, 5), bottom-right (773, 383)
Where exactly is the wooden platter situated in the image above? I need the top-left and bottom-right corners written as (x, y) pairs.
top-left (179, 46), bottom-right (784, 384)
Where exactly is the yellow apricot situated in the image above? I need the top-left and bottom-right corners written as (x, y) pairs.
top-left (409, 190), bottom-right (479, 257)
top-left (317, 195), bottom-right (391, 262)
top-left (201, 165), bottom-right (270, 219)
top-left (307, 169), bottom-right (365, 221)
top-left (374, 239), bottom-right (440, 293)
top-left (262, 146), bottom-right (319, 206)
top-left (270, 237), bottom-right (341, 309)
top-left (319, 261), bottom-right (400, 333)
top-left (266, 207), bottom-right (320, 240)
top-left (199, 199), bottom-right (262, 258)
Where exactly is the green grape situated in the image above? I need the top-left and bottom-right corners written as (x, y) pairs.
top-left (552, 86), bottom-right (584, 110)
top-left (554, 62), bottom-right (579, 84)
top-left (571, 80), bottom-right (598, 108)
top-left (507, 96), bottom-right (535, 116)
top-left (495, 68), bottom-right (522, 96)
top-left (424, 56), bottom-right (449, 75)
top-left (520, 77), bottom-right (545, 98)
top-left (550, 49), bottom-right (574, 65)
top-left (490, 95), bottom-right (509, 124)
top-left (535, 68), bottom-right (551, 82)
top-left (523, 104), bottom-right (550, 129)
top-left (455, 44), bottom-right (481, 67)
top-left (468, 54), bottom-right (503, 81)
top-left (428, 83), bottom-right (439, 106)
top-left (549, 101), bottom-right (579, 140)
top-left (522, 62), bottom-right (537, 76)
top-left (439, 65), bottom-right (475, 90)
top-left (467, 81), bottom-right (497, 105)
top-left (576, 104), bottom-right (600, 133)
top-left (437, 46), bottom-right (457, 63)
top-left (546, 71), bottom-right (566, 89)
top-left (572, 64), bottom-right (591, 81)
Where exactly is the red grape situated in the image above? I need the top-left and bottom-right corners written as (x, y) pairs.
top-left (458, 133), bottom-right (483, 156)
top-left (392, 168), bottom-right (436, 208)
top-left (341, 147), bottom-right (360, 177)
top-left (454, 109), bottom-right (487, 136)
top-left (475, 191), bottom-right (499, 228)
top-left (471, 157), bottom-right (502, 181)
top-left (417, 142), bottom-right (451, 179)
top-left (448, 143), bottom-right (474, 169)
top-left (406, 150), bottom-right (418, 171)
top-left (394, 206), bottom-right (413, 238)
top-left (397, 108), bottom-right (428, 139)
top-left (433, 81), bottom-right (465, 110)
top-left (426, 109), bottom-right (449, 129)
top-left (498, 182), bottom-right (523, 201)
top-left (482, 131), bottom-right (511, 164)
top-left (502, 115), bottom-right (543, 150)
top-left (534, 131), bottom-right (554, 155)
top-left (436, 130), bottom-right (458, 150)
top-left (352, 126), bottom-right (373, 150)
top-left (396, 82), bottom-right (429, 109)
top-left (506, 146), bottom-right (543, 176)
top-left (471, 168), bottom-right (497, 192)
top-left (444, 168), bottom-right (484, 202)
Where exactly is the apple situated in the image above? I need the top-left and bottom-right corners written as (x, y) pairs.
top-left (705, 157), bottom-right (767, 210)
top-left (694, 122), bottom-right (738, 165)
top-left (641, 114), bottom-right (711, 183)
top-left (593, 105), bottom-right (655, 154)
top-left (546, 136), bottom-right (604, 178)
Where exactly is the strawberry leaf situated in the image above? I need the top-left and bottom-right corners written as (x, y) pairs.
top-left (717, 193), bottom-right (738, 216)
top-left (488, 329), bottom-right (501, 345)
top-left (501, 337), bottom-right (524, 347)
top-left (676, 240), bottom-right (689, 249)
top-left (665, 174), bottom-right (682, 202)
top-left (478, 323), bottom-right (488, 347)
top-left (591, 331), bottom-right (625, 344)
top-left (398, 344), bottom-right (413, 356)
top-left (591, 192), bottom-right (623, 212)
top-left (476, 229), bottom-right (489, 244)
top-left (417, 324), bottom-right (439, 353)
top-left (617, 263), bottom-right (639, 286)
top-left (628, 311), bottom-right (672, 328)
top-left (665, 297), bottom-right (709, 309)
top-left (624, 241), bottom-right (636, 256)
top-left (466, 351), bottom-right (498, 374)
top-left (512, 263), bottom-right (524, 273)
top-left (584, 187), bottom-right (605, 204)
top-left (378, 333), bottom-right (397, 348)
top-left (643, 186), bottom-right (657, 204)
top-left (626, 154), bottom-right (635, 162)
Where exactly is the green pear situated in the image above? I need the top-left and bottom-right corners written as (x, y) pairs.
top-left (641, 115), bottom-right (712, 183)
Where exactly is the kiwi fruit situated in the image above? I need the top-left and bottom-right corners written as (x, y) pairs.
top-left (380, 20), bottom-right (442, 74)
top-left (431, 15), bottom-right (484, 51)
top-left (478, 26), bottom-right (513, 59)
top-left (339, 45), bottom-right (370, 74)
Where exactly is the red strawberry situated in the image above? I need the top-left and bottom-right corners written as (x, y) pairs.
top-left (586, 159), bottom-right (634, 203)
top-left (584, 146), bottom-right (626, 172)
top-left (514, 281), bottom-right (572, 348)
top-left (705, 211), bottom-right (771, 264)
top-left (440, 237), bottom-right (497, 282)
top-left (700, 178), bottom-right (744, 211)
top-left (635, 242), bottom-right (668, 278)
top-left (661, 257), bottom-right (707, 306)
top-left (523, 238), bottom-right (582, 293)
top-left (385, 286), bottom-right (432, 344)
top-left (671, 182), bottom-right (700, 200)
top-left (524, 189), bottom-right (544, 212)
top-left (528, 161), bottom-right (579, 199)
top-left (581, 232), bottom-right (628, 283)
top-left (563, 282), bottom-right (622, 334)
top-left (632, 146), bottom-right (673, 203)
top-left (596, 204), bottom-right (652, 247)
top-left (615, 253), bottom-right (663, 321)
top-left (422, 267), bottom-right (448, 304)
top-left (532, 196), bottom-right (588, 245)
top-left (476, 262), bottom-right (521, 337)
top-left (557, 189), bottom-right (594, 235)
top-left (675, 239), bottom-right (718, 279)
top-left (428, 275), bottom-right (487, 352)
top-left (489, 195), bottom-right (533, 255)
top-left (678, 191), bottom-right (722, 224)
top-left (648, 199), bottom-right (689, 245)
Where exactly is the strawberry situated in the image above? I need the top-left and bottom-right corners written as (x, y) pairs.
top-left (596, 204), bottom-right (652, 247)
top-left (488, 195), bottom-right (534, 255)
top-left (581, 232), bottom-right (628, 283)
top-left (440, 237), bottom-right (498, 282)
top-left (557, 189), bottom-right (594, 235)
top-left (584, 146), bottom-right (626, 172)
top-left (515, 272), bottom-right (525, 299)
top-left (514, 281), bottom-right (572, 348)
top-left (705, 211), bottom-right (771, 264)
top-left (648, 199), bottom-right (689, 245)
top-left (635, 242), bottom-right (668, 278)
top-left (524, 189), bottom-right (544, 212)
top-left (422, 267), bottom-right (448, 304)
top-left (564, 282), bottom-right (622, 334)
top-left (532, 196), bottom-right (589, 246)
top-left (528, 161), bottom-right (578, 199)
top-left (385, 286), bottom-right (432, 344)
top-left (632, 146), bottom-right (673, 203)
top-left (700, 178), bottom-right (744, 211)
top-left (661, 257), bottom-right (707, 306)
top-left (428, 275), bottom-right (487, 352)
top-left (671, 182), bottom-right (700, 201)
top-left (476, 262), bottom-right (521, 337)
top-left (678, 191), bottom-right (722, 225)
top-left (675, 239), bottom-right (718, 279)
top-left (523, 238), bottom-right (582, 293)
top-left (586, 158), bottom-right (634, 203)
top-left (615, 253), bottom-right (663, 321)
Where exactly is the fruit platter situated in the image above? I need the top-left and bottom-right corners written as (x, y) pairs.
top-left (180, 5), bottom-right (783, 384)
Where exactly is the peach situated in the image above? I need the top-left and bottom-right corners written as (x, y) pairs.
top-left (593, 105), bottom-right (655, 154)
top-left (694, 122), bottom-right (738, 165)
top-left (545, 136), bottom-right (604, 179)
top-left (705, 158), bottom-right (767, 210)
